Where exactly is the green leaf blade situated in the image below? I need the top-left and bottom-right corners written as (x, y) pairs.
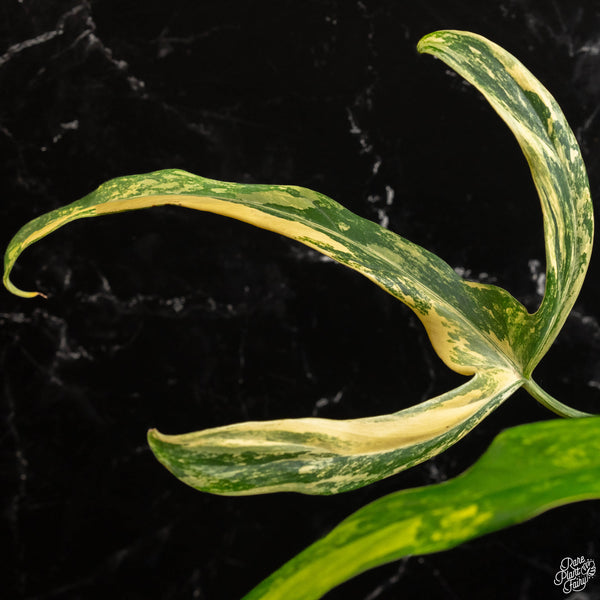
top-left (243, 417), bottom-right (600, 600)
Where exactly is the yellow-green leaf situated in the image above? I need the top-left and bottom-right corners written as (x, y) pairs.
top-left (242, 416), bottom-right (600, 600)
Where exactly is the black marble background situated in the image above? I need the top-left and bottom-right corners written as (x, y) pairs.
top-left (2, 1), bottom-right (600, 599)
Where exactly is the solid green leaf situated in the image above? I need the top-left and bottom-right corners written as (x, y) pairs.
top-left (242, 416), bottom-right (600, 600)
top-left (2, 30), bottom-right (593, 495)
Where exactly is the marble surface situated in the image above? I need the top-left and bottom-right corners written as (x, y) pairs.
top-left (2, 1), bottom-right (600, 598)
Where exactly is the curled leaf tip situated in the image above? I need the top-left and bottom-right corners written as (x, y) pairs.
top-left (3, 276), bottom-right (46, 299)
top-left (416, 29), bottom-right (450, 54)
top-left (147, 428), bottom-right (167, 448)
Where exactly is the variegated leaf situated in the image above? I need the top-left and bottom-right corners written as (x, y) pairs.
top-left (148, 369), bottom-right (519, 495)
top-left (417, 30), bottom-right (594, 376)
top-left (2, 30), bottom-right (593, 495)
top-left (3, 169), bottom-right (528, 376)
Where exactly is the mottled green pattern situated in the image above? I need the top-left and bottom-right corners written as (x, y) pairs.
top-left (243, 417), bottom-right (600, 600)
top-left (2, 30), bottom-right (593, 497)
top-left (148, 370), bottom-right (520, 495)
top-left (3, 169), bottom-right (527, 374)
top-left (418, 30), bottom-right (593, 375)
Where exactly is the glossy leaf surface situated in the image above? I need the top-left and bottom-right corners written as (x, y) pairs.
top-left (243, 416), bottom-right (600, 600)
top-left (2, 30), bottom-right (593, 495)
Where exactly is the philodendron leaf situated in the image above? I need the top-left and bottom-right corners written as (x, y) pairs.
top-left (2, 31), bottom-right (593, 495)
top-left (242, 416), bottom-right (600, 600)
top-left (148, 369), bottom-right (520, 495)
top-left (417, 30), bottom-right (594, 376)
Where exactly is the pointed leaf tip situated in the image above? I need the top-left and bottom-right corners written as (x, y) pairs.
top-left (2, 274), bottom-right (46, 299)
top-left (145, 372), bottom-right (520, 496)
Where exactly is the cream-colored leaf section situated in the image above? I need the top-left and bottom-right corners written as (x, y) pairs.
top-left (148, 368), bottom-right (521, 495)
top-left (131, 194), bottom-right (526, 378)
top-left (94, 194), bottom-right (347, 254)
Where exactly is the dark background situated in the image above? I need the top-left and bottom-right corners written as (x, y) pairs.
top-left (2, 1), bottom-right (600, 599)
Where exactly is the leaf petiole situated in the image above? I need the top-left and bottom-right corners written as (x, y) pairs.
top-left (523, 378), bottom-right (594, 418)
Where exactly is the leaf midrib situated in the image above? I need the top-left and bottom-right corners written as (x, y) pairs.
top-left (246, 197), bottom-right (525, 374)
